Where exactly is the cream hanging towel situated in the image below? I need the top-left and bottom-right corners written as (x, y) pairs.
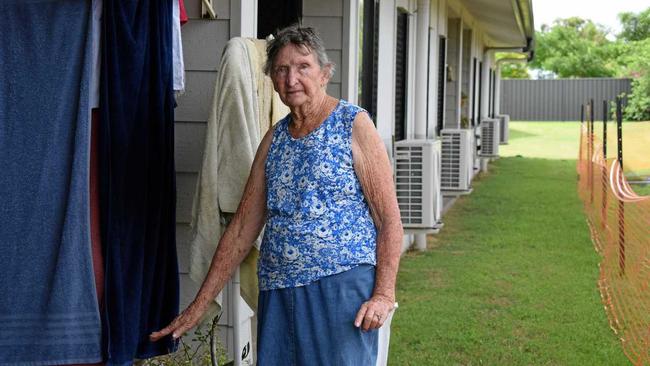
top-left (189, 37), bottom-right (288, 311)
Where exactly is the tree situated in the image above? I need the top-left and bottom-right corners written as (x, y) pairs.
top-left (500, 63), bottom-right (530, 79)
top-left (529, 17), bottom-right (617, 78)
top-left (618, 8), bottom-right (650, 42)
top-left (615, 7), bottom-right (650, 121)
top-left (617, 38), bottom-right (650, 121)
top-left (496, 53), bottom-right (529, 79)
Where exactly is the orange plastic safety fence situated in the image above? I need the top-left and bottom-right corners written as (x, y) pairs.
top-left (578, 122), bottom-right (650, 366)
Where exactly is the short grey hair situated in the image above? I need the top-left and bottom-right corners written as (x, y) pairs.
top-left (264, 24), bottom-right (335, 78)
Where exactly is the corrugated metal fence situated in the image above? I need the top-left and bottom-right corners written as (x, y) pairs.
top-left (500, 78), bottom-right (632, 121)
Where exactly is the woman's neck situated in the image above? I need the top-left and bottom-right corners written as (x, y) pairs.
top-left (290, 94), bottom-right (335, 131)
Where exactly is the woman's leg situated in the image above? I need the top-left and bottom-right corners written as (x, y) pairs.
top-left (257, 287), bottom-right (297, 365)
top-left (294, 265), bottom-right (378, 365)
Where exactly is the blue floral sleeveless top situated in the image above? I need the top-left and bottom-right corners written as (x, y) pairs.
top-left (258, 100), bottom-right (377, 290)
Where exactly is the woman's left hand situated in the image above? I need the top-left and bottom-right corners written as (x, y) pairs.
top-left (354, 295), bottom-right (395, 331)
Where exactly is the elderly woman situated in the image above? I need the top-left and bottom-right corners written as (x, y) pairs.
top-left (151, 25), bottom-right (403, 364)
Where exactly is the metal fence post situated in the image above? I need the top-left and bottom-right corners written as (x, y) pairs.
top-left (601, 100), bottom-right (608, 228)
top-left (589, 99), bottom-right (595, 204)
top-left (616, 97), bottom-right (625, 276)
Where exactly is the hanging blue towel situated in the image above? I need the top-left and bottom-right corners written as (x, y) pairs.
top-left (100, 0), bottom-right (179, 364)
top-left (0, 1), bottom-right (102, 365)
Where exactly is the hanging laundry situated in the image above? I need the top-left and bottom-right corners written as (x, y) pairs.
top-left (172, 0), bottom-right (185, 93)
top-left (100, 0), bottom-right (179, 364)
top-left (179, 0), bottom-right (188, 25)
top-left (90, 0), bottom-right (102, 108)
top-left (0, 1), bottom-right (102, 365)
top-left (189, 38), bottom-right (288, 311)
top-left (64, 111), bottom-right (107, 366)
top-left (90, 110), bottom-right (106, 314)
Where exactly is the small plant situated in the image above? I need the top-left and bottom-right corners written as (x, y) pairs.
top-left (142, 315), bottom-right (229, 366)
top-left (460, 116), bottom-right (470, 129)
top-left (460, 92), bottom-right (468, 108)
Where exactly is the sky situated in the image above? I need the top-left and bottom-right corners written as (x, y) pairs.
top-left (532, 0), bottom-right (648, 35)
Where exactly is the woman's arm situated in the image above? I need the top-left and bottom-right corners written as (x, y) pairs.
top-left (350, 112), bottom-right (404, 332)
top-left (150, 127), bottom-right (275, 341)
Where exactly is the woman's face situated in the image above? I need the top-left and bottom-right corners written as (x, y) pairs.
top-left (270, 43), bottom-right (330, 109)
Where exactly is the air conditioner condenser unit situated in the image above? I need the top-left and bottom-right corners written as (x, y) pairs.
top-left (394, 140), bottom-right (442, 230)
top-left (479, 118), bottom-right (500, 157)
top-left (440, 129), bottom-right (473, 192)
top-left (496, 114), bottom-right (510, 144)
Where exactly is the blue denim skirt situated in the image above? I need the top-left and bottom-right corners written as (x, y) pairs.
top-left (257, 264), bottom-right (378, 365)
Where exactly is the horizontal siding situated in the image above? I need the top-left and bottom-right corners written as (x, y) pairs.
top-left (301, 16), bottom-right (343, 50)
top-left (327, 49), bottom-right (342, 84)
top-left (327, 83), bottom-right (342, 99)
top-left (303, 0), bottom-right (342, 16)
top-left (175, 71), bottom-right (218, 122)
top-left (180, 274), bottom-right (200, 308)
top-left (174, 15), bottom-right (225, 312)
top-left (175, 122), bottom-right (206, 173)
top-left (182, 20), bottom-right (230, 71)
top-left (177, 223), bottom-right (192, 274)
top-left (175, 13), bottom-right (230, 313)
top-left (445, 19), bottom-right (460, 129)
top-left (500, 78), bottom-right (632, 121)
top-left (303, 0), bottom-right (344, 100)
top-left (176, 172), bottom-right (197, 224)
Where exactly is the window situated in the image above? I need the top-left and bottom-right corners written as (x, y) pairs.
top-left (436, 36), bottom-right (447, 136)
top-left (471, 58), bottom-right (478, 126)
top-left (490, 69), bottom-right (496, 117)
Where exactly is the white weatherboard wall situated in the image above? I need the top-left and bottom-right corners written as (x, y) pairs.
top-left (471, 30), bottom-right (481, 124)
top-left (427, 0), bottom-right (447, 139)
top-left (460, 28), bottom-right (471, 121)
top-left (444, 17), bottom-right (461, 129)
top-left (481, 51), bottom-right (495, 119)
top-left (376, 0), bottom-right (397, 152)
top-left (175, 0), bottom-right (231, 313)
top-left (342, 0), bottom-right (360, 104)
top-left (302, 0), bottom-right (344, 100)
top-left (425, 0), bottom-right (441, 139)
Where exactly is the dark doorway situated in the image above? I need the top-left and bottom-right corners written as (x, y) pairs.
top-left (359, 0), bottom-right (379, 121)
top-left (257, 0), bottom-right (302, 39)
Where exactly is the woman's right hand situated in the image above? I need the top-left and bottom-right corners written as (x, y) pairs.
top-left (149, 299), bottom-right (210, 342)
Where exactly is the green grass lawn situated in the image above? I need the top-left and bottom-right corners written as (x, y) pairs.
top-left (631, 183), bottom-right (650, 196)
top-left (502, 121), bottom-right (650, 175)
top-left (502, 121), bottom-right (650, 196)
top-left (389, 123), bottom-right (631, 365)
top-left (500, 122), bottom-right (582, 160)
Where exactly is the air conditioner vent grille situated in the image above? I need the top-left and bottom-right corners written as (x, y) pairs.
top-left (440, 129), bottom-right (472, 191)
top-left (479, 119), bottom-right (500, 157)
top-left (394, 140), bottom-right (442, 228)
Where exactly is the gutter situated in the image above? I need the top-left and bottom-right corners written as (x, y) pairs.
top-left (510, 0), bottom-right (535, 60)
